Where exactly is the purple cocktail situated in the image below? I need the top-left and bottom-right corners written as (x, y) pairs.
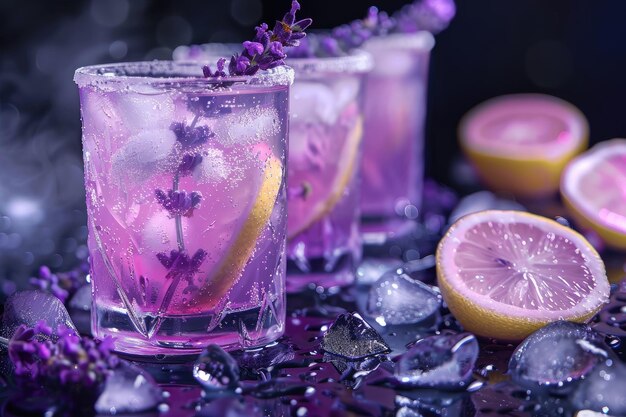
top-left (360, 32), bottom-right (435, 241)
top-left (74, 61), bottom-right (293, 356)
top-left (286, 52), bottom-right (372, 291)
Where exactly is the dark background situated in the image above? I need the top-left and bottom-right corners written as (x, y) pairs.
top-left (1, 0), bottom-right (625, 284)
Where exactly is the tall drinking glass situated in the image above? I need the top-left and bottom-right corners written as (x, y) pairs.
top-left (360, 32), bottom-right (435, 242)
top-left (286, 52), bottom-right (372, 291)
top-left (74, 61), bottom-right (293, 357)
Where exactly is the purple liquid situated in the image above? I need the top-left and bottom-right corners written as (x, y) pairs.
top-left (75, 62), bottom-right (291, 356)
top-left (285, 57), bottom-right (370, 292)
top-left (360, 33), bottom-right (434, 237)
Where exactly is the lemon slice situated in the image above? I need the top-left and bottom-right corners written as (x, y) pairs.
top-left (199, 152), bottom-right (283, 306)
top-left (561, 139), bottom-right (626, 250)
top-left (287, 115), bottom-right (363, 239)
top-left (437, 210), bottom-right (609, 341)
top-left (459, 94), bottom-right (588, 198)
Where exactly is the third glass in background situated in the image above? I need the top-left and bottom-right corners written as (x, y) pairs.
top-left (286, 51), bottom-right (373, 292)
top-left (359, 32), bottom-right (435, 243)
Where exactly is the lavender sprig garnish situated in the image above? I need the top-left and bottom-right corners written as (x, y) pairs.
top-left (203, 0), bottom-right (312, 77)
top-left (394, 0), bottom-right (456, 34)
top-left (288, 0), bottom-right (455, 58)
top-left (5, 321), bottom-right (118, 388)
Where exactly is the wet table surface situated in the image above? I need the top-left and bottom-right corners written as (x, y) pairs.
top-left (1, 185), bottom-right (626, 417)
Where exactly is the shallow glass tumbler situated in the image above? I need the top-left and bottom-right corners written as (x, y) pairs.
top-left (74, 61), bottom-right (293, 357)
top-left (360, 32), bottom-right (435, 241)
top-left (285, 51), bottom-right (372, 292)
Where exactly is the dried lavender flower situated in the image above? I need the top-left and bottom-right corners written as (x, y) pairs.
top-left (288, 0), bottom-right (455, 58)
top-left (7, 321), bottom-right (118, 388)
top-left (29, 264), bottom-right (88, 303)
top-left (203, 0), bottom-right (312, 77)
top-left (155, 189), bottom-right (202, 217)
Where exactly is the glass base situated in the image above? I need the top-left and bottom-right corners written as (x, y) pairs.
top-left (360, 217), bottom-right (417, 246)
top-left (93, 301), bottom-right (284, 360)
top-left (286, 252), bottom-right (357, 293)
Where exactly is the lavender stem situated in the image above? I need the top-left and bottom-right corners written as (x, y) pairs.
top-left (0, 336), bottom-right (8, 347)
top-left (172, 172), bottom-right (185, 252)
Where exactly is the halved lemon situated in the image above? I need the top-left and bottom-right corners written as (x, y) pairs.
top-left (459, 94), bottom-right (588, 198)
top-left (287, 114), bottom-right (363, 239)
top-left (436, 210), bottom-right (609, 341)
top-left (561, 139), bottom-right (626, 250)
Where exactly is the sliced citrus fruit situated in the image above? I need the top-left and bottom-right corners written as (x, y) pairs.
top-left (199, 149), bottom-right (283, 306)
top-left (561, 139), bottom-right (626, 250)
top-left (287, 113), bottom-right (363, 239)
top-left (436, 210), bottom-right (609, 341)
top-left (459, 94), bottom-right (588, 198)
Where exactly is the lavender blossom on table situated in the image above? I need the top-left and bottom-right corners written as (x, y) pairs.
top-left (29, 264), bottom-right (88, 303)
top-left (7, 321), bottom-right (118, 388)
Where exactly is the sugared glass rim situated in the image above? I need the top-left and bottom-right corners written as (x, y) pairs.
top-left (74, 60), bottom-right (294, 92)
top-left (285, 49), bottom-right (373, 75)
top-left (364, 31), bottom-right (435, 53)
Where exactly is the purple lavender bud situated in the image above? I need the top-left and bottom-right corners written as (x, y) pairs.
top-left (202, 65), bottom-right (213, 78)
top-left (293, 18), bottom-right (312, 32)
top-left (29, 277), bottom-right (47, 291)
top-left (155, 189), bottom-right (203, 217)
top-left (215, 58), bottom-right (227, 76)
top-left (39, 266), bottom-right (52, 279)
top-left (178, 154), bottom-right (203, 177)
top-left (265, 60), bottom-right (285, 70)
top-left (320, 36), bottom-right (341, 57)
top-left (34, 320), bottom-right (52, 336)
top-left (234, 54), bottom-right (251, 75)
top-left (243, 41), bottom-right (265, 57)
top-left (282, 0), bottom-right (301, 26)
top-left (268, 41), bottom-right (286, 59)
top-left (244, 64), bottom-right (260, 76)
top-left (156, 249), bottom-right (207, 282)
top-left (170, 122), bottom-right (214, 149)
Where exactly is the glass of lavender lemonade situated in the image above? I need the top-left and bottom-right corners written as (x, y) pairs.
top-left (74, 61), bottom-right (293, 356)
top-left (285, 52), bottom-right (372, 291)
top-left (359, 31), bottom-right (435, 241)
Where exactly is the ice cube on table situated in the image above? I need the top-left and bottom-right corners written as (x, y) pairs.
top-left (366, 271), bottom-right (441, 326)
top-left (1, 290), bottom-right (76, 338)
top-left (193, 344), bottom-right (240, 391)
top-left (571, 359), bottom-right (626, 416)
top-left (356, 258), bottom-right (404, 286)
top-left (230, 342), bottom-right (295, 376)
top-left (395, 333), bottom-right (479, 390)
top-left (395, 407), bottom-right (423, 417)
top-left (291, 82), bottom-right (339, 125)
top-left (111, 128), bottom-right (177, 182)
top-left (115, 94), bottom-right (175, 130)
top-left (95, 363), bottom-right (163, 414)
top-left (321, 312), bottom-right (390, 360)
top-left (214, 107), bottom-right (279, 147)
top-left (449, 191), bottom-right (525, 224)
top-left (508, 321), bottom-right (607, 393)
